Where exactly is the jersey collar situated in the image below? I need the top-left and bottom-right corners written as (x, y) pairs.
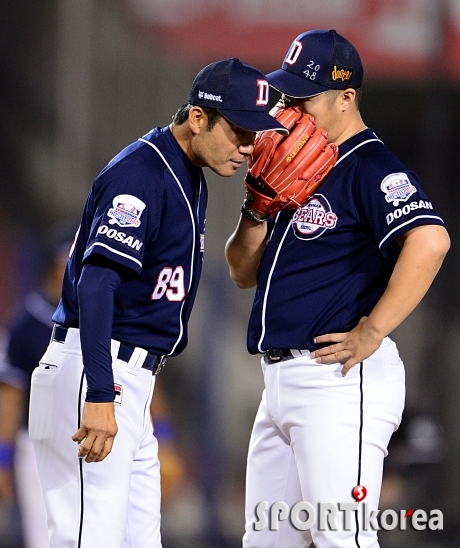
top-left (338, 127), bottom-right (381, 158)
top-left (162, 125), bottom-right (202, 177)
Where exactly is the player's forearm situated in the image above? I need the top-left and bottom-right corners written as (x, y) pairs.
top-left (225, 216), bottom-right (267, 289)
top-left (365, 225), bottom-right (450, 339)
top-left (78, 262), bottom-right (122, 402)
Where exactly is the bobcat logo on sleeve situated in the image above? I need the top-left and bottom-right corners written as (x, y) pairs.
top-left (380, 173), bottom-right (417, 206)
top-left (291, 194), bottom-right (337, 240)
top-left (108, 194), bottom-right (146, 228)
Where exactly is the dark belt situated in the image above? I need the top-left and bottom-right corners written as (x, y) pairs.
top-left (265, 348), bottom-right (310, 362)
top-left (52, 325), bottom-right (167, 375)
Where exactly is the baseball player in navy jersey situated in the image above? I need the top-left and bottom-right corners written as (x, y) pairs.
top-left (28, 58), bottom-right (288, 548)
top-left (225, 30), bottom-right (450, 548)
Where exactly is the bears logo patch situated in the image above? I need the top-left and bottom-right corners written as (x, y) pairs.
top-left (291, 194), bottom-right (337, 240)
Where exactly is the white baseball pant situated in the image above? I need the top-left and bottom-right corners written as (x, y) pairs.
top-left (29, 327), bottom-right (161, 548)
top-left (243, 337), bottom-right (405, 548)
top-left (14, 429), bottom-right (49, 548)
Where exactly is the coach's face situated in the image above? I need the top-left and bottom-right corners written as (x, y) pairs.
top-left (192, 111), bottom-right (255, 177)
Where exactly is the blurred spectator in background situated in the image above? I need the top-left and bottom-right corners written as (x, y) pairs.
top-left (379, 407), bottom-right (447, 547)
top-left (381, 407), bottom-right (447, 510)
top-left (150, 382), bottom-right (185, 503)
top-left (0, 222), bottom-right (77, 548)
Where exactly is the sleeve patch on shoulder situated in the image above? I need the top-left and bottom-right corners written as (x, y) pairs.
top-left (380, 173), bottom-right (417, 206)
top-left (107, 194), bottom-right (146, 228)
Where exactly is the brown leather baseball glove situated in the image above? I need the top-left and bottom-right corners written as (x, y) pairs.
top-left (245, 104), bottom-right (338, 216)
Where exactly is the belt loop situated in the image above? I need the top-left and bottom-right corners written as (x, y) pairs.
top-left (124, 347), bottom-right (146, 376)
top-left (50, 324), bottom-right (57, 344)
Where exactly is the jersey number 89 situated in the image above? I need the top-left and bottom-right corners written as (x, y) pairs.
top-left (151, 266), bottom-right (185, 302)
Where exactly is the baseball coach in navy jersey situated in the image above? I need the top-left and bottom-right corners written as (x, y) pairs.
top-left (28, 58), bottom-right (288, 548)
top-left (225, 30), bottom-right (450, 548)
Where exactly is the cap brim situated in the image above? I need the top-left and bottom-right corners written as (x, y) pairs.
top-left (266, 68), bottom-right (329, 98)
top-left (218, 109), bottom-right (289, 135)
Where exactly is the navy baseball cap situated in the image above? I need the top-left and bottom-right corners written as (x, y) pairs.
top-left (266, 29), bottom-right (363, 98)
top-left (189, 58), bottom-right (288, 134)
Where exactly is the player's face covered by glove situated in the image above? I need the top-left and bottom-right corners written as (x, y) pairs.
top-left (245, 103), bottom-right (338, 215)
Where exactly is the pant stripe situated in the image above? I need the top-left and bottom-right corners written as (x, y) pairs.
top-left (77, 371), bottom-right (85, 548)
top-left (354, 361), bottom-right (364, 548)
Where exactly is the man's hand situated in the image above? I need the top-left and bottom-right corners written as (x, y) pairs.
top-left (311, 225), bottom-right (450, 377)
top-left (311, 317), bottom-right (384, 376)
top-left (72, 402), bottom-right (118, 463)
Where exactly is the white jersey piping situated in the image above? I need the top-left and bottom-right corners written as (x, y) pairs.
top-left (86, 242), bottom-right (143, 268)
top-left (138, 138), bottom-right (200, 356)
top-left (379, 215), bottom-right (444, 249)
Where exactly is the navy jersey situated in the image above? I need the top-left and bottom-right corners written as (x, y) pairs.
top-left (0, 292), bottom-right (55, 427)
top-left (53, 126), bottom-right (207, 356)
top-left (248, 128), bottom-right (445, 354)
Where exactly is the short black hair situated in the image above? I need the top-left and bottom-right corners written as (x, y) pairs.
top-left (171, 104), bottom-right (221, 130)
